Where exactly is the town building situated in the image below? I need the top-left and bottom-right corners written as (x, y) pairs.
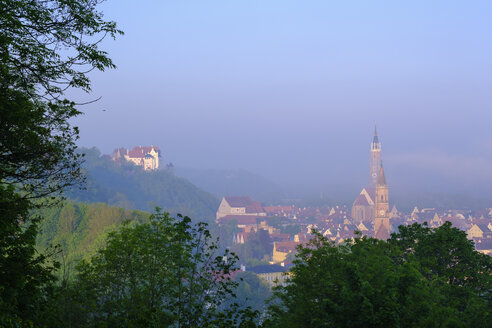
top-left (216, 196), bottom-right (266, 222)
top-left (273, 241), bottom-right (300, 263)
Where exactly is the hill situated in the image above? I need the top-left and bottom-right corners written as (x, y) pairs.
top-left (67, 147), bottom-right (219, 222)
top-left (36, 201), bottom-right (149, 279)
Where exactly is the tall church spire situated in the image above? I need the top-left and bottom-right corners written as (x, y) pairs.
top-left (370, 126), bottom-right (382, 186)
top-left (377, 164), bottom-right (386, 186)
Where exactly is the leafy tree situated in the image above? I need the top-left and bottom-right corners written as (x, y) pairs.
top-left (1, 0), bottom-right (122, 202)
top-left (219, 219), bottom-right (240, 248)
top-left (232, 229), bottom-right (273, 263)
top-left (0, 0), bottom-right (121, 325)
top-left (233, 271), bottom-right (272, 314)
top-left (58, 211), bottom-right (258, 328)
top-left (35, 200), bottom-right (149, 280)
top-left (0, 186), bottom-right (60, 327)
top-left (264, 223), bottom-right (492, 328)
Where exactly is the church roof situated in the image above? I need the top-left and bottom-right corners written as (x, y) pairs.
top-left (353, 194), bottom-right (370, 206)
top-left (377, 165), bottom-right (387, 186)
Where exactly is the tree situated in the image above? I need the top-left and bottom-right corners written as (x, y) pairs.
top-left (232, 229), bottom-right (273, 263)
top-left (0, 1), bottom-right (121, 325)
top-left (60, 212), bottom-right (258, 328)
top-left (264, 224), bottom-right (492, 328)
top-left (232, 271), bottom-right (272, 314)
top-left (1, 0), bottom-right (122, 202)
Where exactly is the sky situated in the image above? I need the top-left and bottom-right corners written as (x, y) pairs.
top-left (72, 1), bottom-right (492, 207)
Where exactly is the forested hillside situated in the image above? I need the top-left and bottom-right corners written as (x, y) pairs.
top-left (67, 147), bottom-right (219, 222)
top-left (36, 201), bottom-right (149, 279)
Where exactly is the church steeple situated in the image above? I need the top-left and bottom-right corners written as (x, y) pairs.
top-left (377, 164), bottom-right (386, 186)
top-left (373, 125), bottom-right (379, 143)
top-left (370, 125), bottom-right (382, 186)
top-left (374, 161), bottom-right (390, 239)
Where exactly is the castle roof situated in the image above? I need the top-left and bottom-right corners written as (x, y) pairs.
top-left (127, 146), bottom-right (161, 159)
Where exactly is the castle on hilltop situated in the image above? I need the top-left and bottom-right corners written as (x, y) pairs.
top-left (112, 145), bottom-right (161, 171)
top-left (351, 127), bottom-right (391, 239)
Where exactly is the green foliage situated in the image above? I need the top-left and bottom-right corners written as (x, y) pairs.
top-left (0, 1), bottom-right (121, 325)
top-left (52, 211), bottom-right (258, 328)
top-left (36, 201), bottom-right (149, 281)
top-left (264, 223), bottom-right (492, 328)
top-left (232, 229), bottom-right (273, 263)
top-left (233, 271), bottom-right (272, 314)
top-left (219, 219), bottom-right (240, 248)
top-left (0, 0), bottom-right (122, 204)
top-left (68, 147), bottom-right (220, 222)
top-left (0, 185), bottom-right (59, 327)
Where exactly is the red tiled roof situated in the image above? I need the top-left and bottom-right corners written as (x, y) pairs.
top-left (224, 196), bottom-right (264, 213)
top-left (246, 201), bottom-right (264, 213)
top-left (225, 196), bottom-right (254, 207)
top-left (127, 146), bottom-right (161, 159)
top-left (264, 205), bottom-right (294, 214)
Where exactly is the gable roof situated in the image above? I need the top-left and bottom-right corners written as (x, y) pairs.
top-left (375, 224), bottom-right (390, 240)
top-left (353, 194), bottom-right (370, 206)
top-left (224, 196), bottom-right (264, 213)
top-left (225, 196), bottom-right (254, 207)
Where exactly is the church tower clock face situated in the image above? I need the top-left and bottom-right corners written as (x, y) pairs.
top-left (379, 210), bottom-right (385, 216)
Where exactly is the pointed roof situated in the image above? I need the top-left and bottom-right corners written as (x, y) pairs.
top-left (353, 193), bottom-right (370, 206)
top-left (373, 125), bottom-right (379, 143)
top-left (377, 165), bottom-right (386, 186)
top-left (375, 223), bottom-right (390, 240)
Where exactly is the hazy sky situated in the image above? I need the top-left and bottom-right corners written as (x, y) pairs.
top-left (73, 1), bottom-right (492, 206)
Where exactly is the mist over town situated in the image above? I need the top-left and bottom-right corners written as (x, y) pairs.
top-left (2, 1), bottom-right (491, 327)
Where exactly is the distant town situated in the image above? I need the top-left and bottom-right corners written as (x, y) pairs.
top-left (110, 127), bottom-right (492, 272)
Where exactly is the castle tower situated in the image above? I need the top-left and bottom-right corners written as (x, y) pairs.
top-left (370, 126), bottom-right (381, 186)
top-left (374, 165), bottom-right (390, 239)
